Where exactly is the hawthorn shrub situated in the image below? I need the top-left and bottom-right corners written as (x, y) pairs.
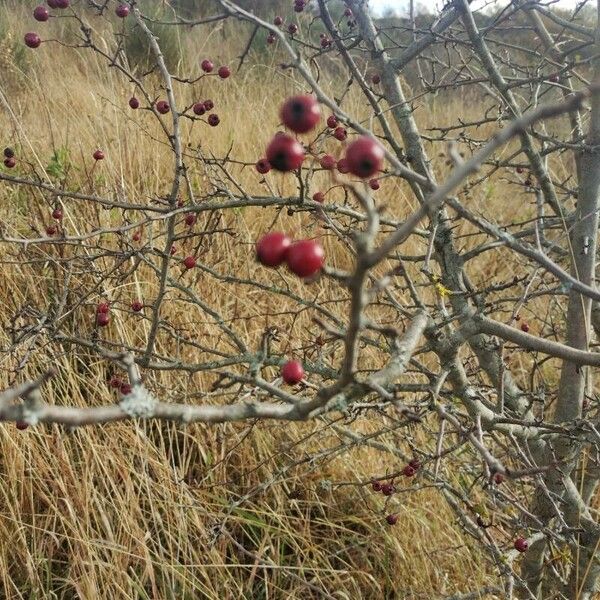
top-left (2, 0), bottom-right (600, 598)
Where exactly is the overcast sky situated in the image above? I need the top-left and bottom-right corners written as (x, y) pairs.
top-left (369, 0), bottom-right (579, 15)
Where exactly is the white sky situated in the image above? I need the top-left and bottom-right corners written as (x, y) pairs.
top-left (369, 0), bottom-right (580, 15)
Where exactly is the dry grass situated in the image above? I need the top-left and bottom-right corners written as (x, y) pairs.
top-left (0, 2), bottom-right (575, 598)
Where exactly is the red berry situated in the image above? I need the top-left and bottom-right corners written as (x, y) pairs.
top-left (3, 148), bottom-right (14, 158)
top-left (280, 95), bottom-right (321, 134)
top-left (520, 323), bottom-right (530, 333)
top-left (34, 6), bottom-right (50, 21)
top-left (386, 514), bottom-right (398, 526)
top-left (320, 37), bottom-right (331, 48)
top-left (267, 33), bottom-right (276, 45)
top-left (208, 114), bottom-right (220, 127)
top-left (281, 360), bottom-right (304, 384)
top-left (408, 457), bottom-right (421, 470)
top-left (333, 127), bottom-right (347, 141)
top-left (115, 4), bottom-right (130, 17)
top-left (326, 115), bottom-right (338, 128)
top-left (16, 420), bottom-right (29, 430)
top-left (371, 74), bottom-right (381, 85)
top-left (516, 166), bottom-right (524, 174)
top-left (93, 149), bottom-right (104, 161)
top-left (129, 96), bottom-right (140, 109)
top-left (3, 157), bottom-right (16, 168)
top-left (97, 312), bottom-right (110, 327)
top-left (156, 100), bottom-right (170, 114)
top-left (344, 7), bottom-right (353, 16)
top-left (203, 99), bottom-right (214, 111)
top-left (109, 376), bottom-right (122, 389)
top-left (170, 245), bottom-right (177, 255)
top-left (312, 191), bottom-right (325, 203)
top-left (120, 382), bottom-right (132, 395)
top-left (548, 73), bottom-right (559, 83)
top-left (24, 33), bottom-right (42, 48)
top-left (256, 232), bottom-right (291, 267)
top-left (47, 0), bottom-right (59, 7)
top-left (132, 231), bottom-right (141, 242)
top-left (371, 481), bottom-right (382, 492)
top-left (218, 65), bottom-right (231, 79)
top-left (266, 134), bottom-right (305, 172)
top-left (52, 207), bottom-right (63, 220)
top-left (381, 483), bottom-right (395, 496)
top-left (369, 178), bottom-right (380, 190)
top-left (402, 464), bottom-right (416, 477)
top-left (319, 154), bottom-right (336, 170)
top-left (514, 537), bottom-right (528, 553)
top-left (345, 136), bottom-right (385, 178)
top-left (288, 23), bottom-right (298, 34)
top-left (201, 59), bottom-right (214, 73)
top-left (286, 239), bottom-right (324, 278)
top-left (45, 225), bottom-right (57, 236)
top-left (96, 302), bottom-right (110, 314)
top-left (55, 0), bottom-right (69, 7)
top-left (337, 158), bottom-right (350, 174)
top-left (493, 472), bottom-right (505, 484)
top-left (131, 300), bottom-right (143, 312)
top-left (274, 16), bottom-right (284, 26)
top-left (184, 213), bottom-right (196, 227)
top-left (256, 158), bottom-right (271, 174)
top-left (193, 102), bottom-right (206, 116)
top-left (183, 256), bottom-right (196, 269)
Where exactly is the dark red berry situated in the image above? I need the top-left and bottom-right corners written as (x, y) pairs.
top-left (131, 300), bottom-right (143, 312)
top-left (371, 74), bottom-right (381, 85)
top-left (132, 231), bottom-right (141, 242)
top-left (45, 225), bottom-right (57, 236)
top-left (312, 191), bottom-right (324, 203)
top-left (55, 0), bottom-right (70, 7)
top-left (184, 213), bottom-right (196, 227)
top-left (34, 6), bottom-right (50, 21)
top-left (337, 158), bottom-right (350, 174)
top-left (115, 4), bottom-right (130, 17)
top-left (156, 100), bottom-right (170, 114)
top-left (516, 166), bottom-right (524, 174)
top-left (208, 114), bottom-right (220, 127)
top-left (52, 207), bottom-right (63, 220)
top-left (201, 59), bottom-right (214, 73)
top-left (4, 157), bottom-right (16, 168)
top-left (96, 302), bottom-right (110, 314)
top-left (386, 514), bottom-right (398, 525)
top-left (120, 382), bottom-right (132, 395)
top-left (109, 376), bottom-right (122, 389)
top-left (333, 127), bottom-right (347, 141)
top-left (288, 23), bottom-right (298, 34)
top-left (93, 149), bottom-right (104, 161)
top-left (371, 481), bottom-right (382, 492)
top-left (319, 154), bottom-right (336, 170)
top-left (345, 136), bottom-right (385, 178)
top-left (218, 65), bottom-right (231, 79)
top-left (16, 420), bottom-right (29, 430)
top-left (493, 472), bottom-right (505, 484)
top-left (192, 102), bottom-right (205, 116)
top-left (521, 323), bottom-right (530, 333)
top-left (183, 256), bottom-right (196, 269)
top-left (514, 537), bottom-right (528, 553)
top-left (403, 464), bottom-right (417, 477)
top-left (369, 178), bottom-right (380, 190)
top-left (286, 239), bottom-right (324, 278)
top-left (3, 148), bottom-right (14, 159)
top-left (281, 95), bottom-right (321, 134)
top-left (97, 312), bottom-right (110, 327)
top-left (381, 483), bottom-right (394, 496)
top-left (267, 33), bottom-right (276, 45)
top-left (203, 99), bottom-right (214, 111)
top-left (256, 158), bottom-right (271, 174)
top-left (266, 134), bottom-right (305, 172)
top-left (256, 232), bottom-right (291, 267)
top-left (326, 115), bottom-right (338, 128)
top-left (129, 96), bottom-right (140, 109)
top-left (274, 16), bottom-right (283, 26)
top-left (281, 360), bottom-right (304, 384)
top-left (24, 33), bottom-right (42, 48)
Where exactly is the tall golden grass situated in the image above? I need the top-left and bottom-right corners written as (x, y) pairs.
top-left (0, 1), bottom-right (571, 598)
